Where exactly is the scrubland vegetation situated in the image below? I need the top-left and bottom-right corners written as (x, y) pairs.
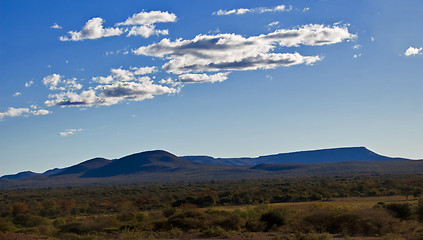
top-left (1, 174), bottom-right (423, 239)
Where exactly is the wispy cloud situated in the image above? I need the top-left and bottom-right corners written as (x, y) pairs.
top-left (25, 80), bottom-right (34, 87)
top-left (50, 23), bottom-right (62, 29)
top-left (13, 92), bottom-right (22, 97)
top-left (214, 4), bottom-right (291, 16)
top-left (303, 7), bottom-right (310, 12)
top-left (177, 72), bottom-right (230, 84)
top-left (59, 129), bottom-right (82, 137)
top-left (0, 107), bottom-right (50, 120)
top-left (404, 46), bottom-right (422, 56)
top-left (134, 24), bottom-right (355, 74)
top-left (267, 21), bottom-right (279, 28)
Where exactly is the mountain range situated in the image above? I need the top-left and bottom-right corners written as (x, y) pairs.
top-left (1, 147), bottom-right (422, 189)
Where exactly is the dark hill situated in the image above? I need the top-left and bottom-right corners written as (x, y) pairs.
top-left (82, 150), bottom-right (198, 178)
top-left (182, 147), bottom-right (407, 165)
top-left (53, 157), bottom-right (111, 176)
top-left (0, 171), bottom-right (40, 180)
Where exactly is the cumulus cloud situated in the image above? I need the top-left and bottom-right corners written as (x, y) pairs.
top-left (116, 10), bottom-right (177, 26)
top-left (60, 11), bottom-right (177, 40)
top-left (214, 4), bottom-right (291, 15)
top-left (127, 25), bottom-right (168, 37)
top-left (45, 67), bottom-right (177, 107)
top-left (13, 92), bottom-right (22, 97)
top-left (59, 129), bottom-right (82, 137)
top-left (92, 66), bottom-right (157, 84)
top-left (60, 17), bottom-right (123, 41)
top-left (178, 72), bottom-right (230, 83)
top-left (51, 23), bottom-right (62, 29)
top-left (404, 46), bottom-right (422, 56)
top-left (32, 109), bottom-right (50, 115)
top-left (0, 107), bottom-right (51, 120)
top-left (25, 80), bottom-right (34, 87)
top-left (134, 24), bottom-right (355, 74)
top-left (43, 74), bottom-right (82, 90)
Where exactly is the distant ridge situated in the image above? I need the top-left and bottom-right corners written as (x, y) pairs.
top-left (82, 150), bottom-right (198, 178)
top-left (1, 147), bottom-right (420, 189)
top-left (0, 171), bottom-right (40, 180)
top-left (53, 157), bottom-right (111, 176)
top-left (181, 147), bottom-right (408, 165)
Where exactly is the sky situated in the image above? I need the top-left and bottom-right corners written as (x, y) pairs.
top-left (1, 0), bottom-right (423, 176)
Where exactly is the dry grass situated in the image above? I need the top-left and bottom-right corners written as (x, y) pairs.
top-left (208, 195), bottom-right (418, 212)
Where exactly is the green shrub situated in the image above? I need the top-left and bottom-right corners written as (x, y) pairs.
top-left (59, 222), bottom-right (91, 234)
top-left (12, 214), bottom-right (48, 228)
top-left (417, 198), bottom-right (423, 222)
top-left (260, 208), bottom-right (286, 231)
top-left (385, 203), bottom-right (412, 220)
top-left (0, 218), bottom-right (17, 232)
top-left (166, 210), bottom-right (204, 231)
top-left (201, 226), bottom-right (229, 238)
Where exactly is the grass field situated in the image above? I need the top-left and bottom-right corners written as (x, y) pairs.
top-left (210, 195), bottom-right (418, 212)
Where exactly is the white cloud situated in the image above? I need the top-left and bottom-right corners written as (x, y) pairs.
top-left (353, 53), bottom-right (362, 58)
top-left (130, 66), bottom-right (157, 75)
top-left (46, 67), bottom-right (177, 107)
top-left (51, 23), bottom-right (62, 29)
top-left (32, 109), bottom-right (50, 116)
top-left (0, 107), bottom-right (51, 120)
top-left (214, 8), bottom-right (251, 16)
top-left (60, 17), bottom-right (123, 41)
top-left (43, 74), bottom-right (82, 91)
top-left (25, 80), bottom-right (34, 87)
top-left (267, 21), bottom-right (279, 27)
top-left (370, 36), bottom-right (375, 42)
top-left (178, 72), bottom-right (230, 83)
top-left (303, 7), bottom-right (310, 12)
top-left (116, 10), bottom-right (177, 26)
top-left (214, 4), bottom-right (291, 15)
top-left (127, 25), bottom-right (168, 38)
top-left (92, 66), bottom-right (157, 84)
top-left (13, 92), bottom-right (22, 97)
top-left (59, 129), bottom-right (82, 137)
top-left (59, 11), bottom-right (177, 41)
top-left (0, 107), bottom-right (29, 119)
top-left (404, 46), bottom-right (422, 56)
top-left (353, 44), bottom-right (361, 49)
top-left (134, 24), bottom-right (355, 74)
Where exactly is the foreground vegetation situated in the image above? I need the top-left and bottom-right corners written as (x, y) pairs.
top-left (1, 174), bottom-right (423, 239)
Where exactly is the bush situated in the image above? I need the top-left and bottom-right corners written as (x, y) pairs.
top-left (59, 222), bottom-right (91, 234)
top-left (260, 208), bottom-right (286, 231)
top-left (12, 214), bottom-right (48, 228)
top-left (302, 208), bottom-right (399, 236)
top-left (166, 210), bottom-right (204, 231)
top-left (0, 218), bottom-right (17, 232)
top-left (417, 198), bottom-right (423, 222)
top-left (385, 203), bottom-right (412, 220)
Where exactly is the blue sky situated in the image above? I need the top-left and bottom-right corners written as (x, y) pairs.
top-left (1, 0), bottom-right (422, 176)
